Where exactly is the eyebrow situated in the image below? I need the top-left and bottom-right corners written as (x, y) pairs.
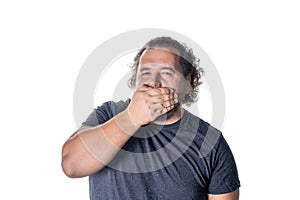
top-left (139, 67), bottom-right (151, 72)
top-left (139, 66), bottom-right (176, 72)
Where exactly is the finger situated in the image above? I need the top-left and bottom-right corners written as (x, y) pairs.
top-left (151, 94), bottom-right (179, 109)
top-left (137, 84), bottom-right (154, 91)
top-left (147, 93), bottom-right (176, 103)
top-left (162, 100), bottom-right (173, 108)
top-left (150, 95), bottom-right (178, 108)
top-left (150, 100), bottom-right (175, 113)
top-left (146, 87), bottom-right (174, 96)
top-left (165, 104), bottom-right (175, 112)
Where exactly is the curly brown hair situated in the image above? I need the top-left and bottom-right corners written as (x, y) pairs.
top-left (128, 36), bottom-right (204, 105)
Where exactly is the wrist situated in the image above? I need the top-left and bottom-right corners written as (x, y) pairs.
top-left (114, 109), bottom-right (140, 135)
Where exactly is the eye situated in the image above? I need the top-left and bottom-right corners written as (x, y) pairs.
top-left (140, 72), bottom-right (151, 76)
top-left (163, 72), bottom-right (172, 75)
top-left (161, 70), bottom-right (174, 76)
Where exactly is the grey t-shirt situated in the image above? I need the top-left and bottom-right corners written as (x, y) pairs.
top-left (82, 100), bottom-right (240, 200)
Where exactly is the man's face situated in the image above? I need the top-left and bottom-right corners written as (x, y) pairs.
top-left (136, 48), bottom-right (191, 100)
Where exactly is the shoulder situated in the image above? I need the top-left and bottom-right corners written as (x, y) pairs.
top-left (182, 109), bottom-right (221, 138)
top-left (81, 99), bottom-right (130, 127)
top-left (95, 99), bottom-right (130, 117)
top-left (182, 110), bottom-right (224, 156)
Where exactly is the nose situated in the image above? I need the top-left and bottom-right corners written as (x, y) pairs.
top-left (146, 73), bottom-right (162, 88)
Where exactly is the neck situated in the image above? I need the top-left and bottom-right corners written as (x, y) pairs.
top-left (154, 105), bottom-right (183, 125)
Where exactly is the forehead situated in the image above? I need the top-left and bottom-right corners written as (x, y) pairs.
top-left (139, 48), bottom-right (179, 69)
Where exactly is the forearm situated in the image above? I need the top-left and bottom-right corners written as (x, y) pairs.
top-left (61, 110), bottom-right (139, 178)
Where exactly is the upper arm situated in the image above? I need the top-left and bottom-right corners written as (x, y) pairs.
top-left (206, 133), bottom-right (240, 194)
top-left (208, 189), bottom-right (239, 200)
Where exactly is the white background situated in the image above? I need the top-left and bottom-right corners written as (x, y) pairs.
top-left (1, 1), bottom-right (299, 199)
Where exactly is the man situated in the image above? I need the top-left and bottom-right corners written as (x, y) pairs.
top-left (62, 36), bottom-right (240, 199)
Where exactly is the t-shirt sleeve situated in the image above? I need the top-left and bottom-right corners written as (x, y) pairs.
top-left (81, 100), bottom-right (130, 127)
top-left (81, 103), bottom-right (111, 127)
top-left (207, 134), bottom-right (240, 194)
